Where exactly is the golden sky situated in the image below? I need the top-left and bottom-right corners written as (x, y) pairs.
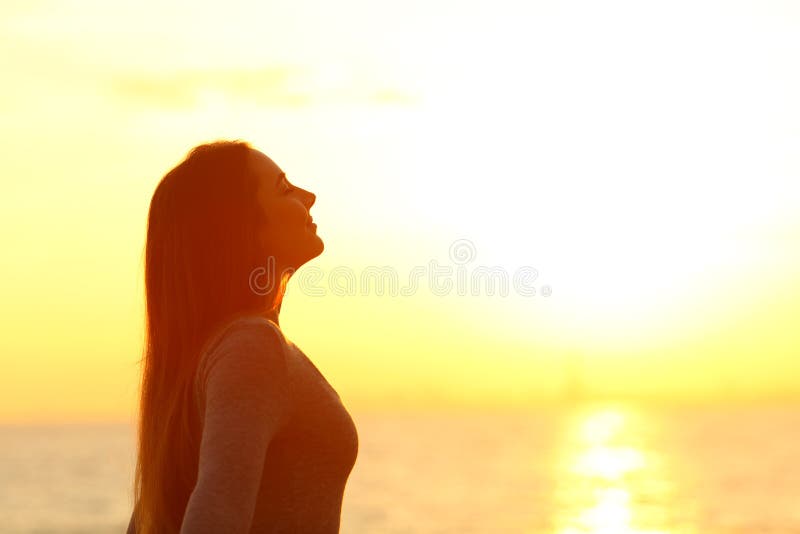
top-left (1, 0), bottom-right (799, 422)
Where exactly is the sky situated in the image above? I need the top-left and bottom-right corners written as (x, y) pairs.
top-left (1, 0), bottom-right (799, 422)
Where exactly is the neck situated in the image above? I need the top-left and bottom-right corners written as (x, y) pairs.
top-left (259, 268), bottom-right (291, 327)
top-left (262, 302), bottom-right (281, 326)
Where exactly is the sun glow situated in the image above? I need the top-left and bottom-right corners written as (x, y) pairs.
top-left (1, 0), bottom-right (799, 421)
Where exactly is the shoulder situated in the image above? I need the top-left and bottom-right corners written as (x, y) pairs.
top-left (202, 314), bottom-right (285, 355)
top-left (220, 314), bottom-right (285, 343)
top-left (197, 315), bottom-right (289, 389)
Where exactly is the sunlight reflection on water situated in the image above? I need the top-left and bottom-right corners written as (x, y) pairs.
top-left (552, 405), bottom-right (685, 534)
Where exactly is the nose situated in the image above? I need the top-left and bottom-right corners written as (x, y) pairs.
top-left (301, 187), bottom-right (315, 209)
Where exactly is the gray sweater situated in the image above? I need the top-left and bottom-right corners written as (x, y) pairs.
top-left (127, 316), bottom-right (359, 533)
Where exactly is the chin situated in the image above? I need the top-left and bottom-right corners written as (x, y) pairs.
top-left (309, 235), bottom-right (324, 258)
top-left (294, 235), bottom-right (324, 269)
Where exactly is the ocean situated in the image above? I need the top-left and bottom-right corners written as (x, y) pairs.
top-left (1, 404), bottom-right (798, 533)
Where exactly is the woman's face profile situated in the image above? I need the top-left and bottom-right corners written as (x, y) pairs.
top-left (249, 148), bottom-right (324, 272)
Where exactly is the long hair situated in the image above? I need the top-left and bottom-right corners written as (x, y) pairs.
top-left (132, 140), bottom-right (282, 533)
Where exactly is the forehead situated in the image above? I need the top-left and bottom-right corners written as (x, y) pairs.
top-left (247, 149), bottom-right (284, 187)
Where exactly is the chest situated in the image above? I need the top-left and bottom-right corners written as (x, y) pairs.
top-left (277, 342), bottom-right (359, 471)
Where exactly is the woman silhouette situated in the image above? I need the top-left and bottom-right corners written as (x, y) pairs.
top-left (127, 141), bottom-right (359, 533)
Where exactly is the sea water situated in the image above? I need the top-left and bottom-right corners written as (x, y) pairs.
top-left (1, 404), bottom-right (799, 533)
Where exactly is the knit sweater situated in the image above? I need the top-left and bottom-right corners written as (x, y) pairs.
top-left (127, 315), bottom-right (359, 533)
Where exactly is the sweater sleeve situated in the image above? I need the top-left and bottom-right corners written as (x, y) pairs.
top-left (180, 319), bottom-right (290, 534)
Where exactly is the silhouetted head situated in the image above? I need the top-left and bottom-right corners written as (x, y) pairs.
top-left (145, 140), bottom-right (322, 330)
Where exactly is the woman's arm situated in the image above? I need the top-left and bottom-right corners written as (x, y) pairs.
top-left (179, 321), bottom-right (290, 534)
